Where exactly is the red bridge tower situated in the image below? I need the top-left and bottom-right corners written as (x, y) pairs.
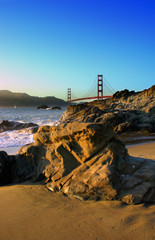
top-left (67, 88), bottom-right (71, 102)
top-left (67, 74), bottom-right (107, 102)
top-left (97, 74), bottom-right (103, 100)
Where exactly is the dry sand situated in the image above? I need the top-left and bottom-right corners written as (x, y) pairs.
top-left (0, 142), bottom-right (155, 240)
top-left (127, 142), bottom-right (155, 161)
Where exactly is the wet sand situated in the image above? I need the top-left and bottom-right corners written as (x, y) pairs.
top-left (0, 142), bottom-right (155, 240)
top-left (0, 146), bottom-right (20, 155)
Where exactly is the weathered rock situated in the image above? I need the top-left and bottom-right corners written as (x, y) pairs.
top-left (0, 120), bottom-right (39, 133)
top-left (14, 144), bottom-right (48, 182)
top-left (33, 122), bottom-right (127, 200)
top-left (0, 85), bottom-right (155, 204)
top-left (1, 120), bottom-right (155, 204)
top-left (0, 151), bottom-right (15, 185)
top-left (117, 156), bottom-right (155, 204)
top-left (51, 106), bottom-right (61, 110)
top-left (37, 105), bottom-right (49, 109)
top-left (60, 104), bottom-right (105, 123)
top-left (23, 123), bottom-right (126, 198)
top-left (113, 89), bottom-right (136, 100)
top-left (60, 86), bottom-right (155, 136)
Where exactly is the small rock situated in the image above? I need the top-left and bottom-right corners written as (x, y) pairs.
top-left (37, 104), bottom-right (49, 109)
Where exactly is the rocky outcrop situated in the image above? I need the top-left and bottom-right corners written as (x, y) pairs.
top-left (60, 86), bottom-right (155, 136)
top-left (37, 105), bottom-right (49, 109)
top-left (37, 105), bottom-right (62, 110)
top-left (113, 89), bottom-right (136, 100)
top-left (0, 86), bottom-right (154, 204)
top-left (118, 156), bottom-right (155, 204)
top-left (1, 121), bottom-right (155, 204)
top-left (113, 85), bottom-right (155, 100)
top-left (0, 120), bottom-right (39, 133)
top-left (51, 106), bottom-right (62, 110)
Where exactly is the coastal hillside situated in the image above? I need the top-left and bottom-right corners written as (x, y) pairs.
top-left (0, 90), bottom-right (67, 107)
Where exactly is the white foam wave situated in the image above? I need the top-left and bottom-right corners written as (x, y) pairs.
top-left (0, 107), bottom-right (66, 148)
top-left (0, 130), bottom-right (34, 148)
top-left (0, 121), bottom-right (61, 148)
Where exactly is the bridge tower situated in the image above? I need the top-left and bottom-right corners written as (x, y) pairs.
top-left (97, 74), bottom-right (103, 100)
top-left (67, 88), bottom-right (71, 102)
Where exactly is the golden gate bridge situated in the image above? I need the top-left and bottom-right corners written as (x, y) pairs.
top-left (67, 74), bottom-right (115, 102)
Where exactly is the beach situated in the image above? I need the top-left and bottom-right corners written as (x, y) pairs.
top-left (0, 146), bottom-right (20, 155)
top-left (0, 142), bottom-right (155, 240)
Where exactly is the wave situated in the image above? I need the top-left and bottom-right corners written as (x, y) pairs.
top-left (0, 120), bottom-right (39, 133)
top-left (0, 120), bottom-right (61, 148)
top-left (0, 129), bottom-right (34, 148)
top-left (0, 107), bottom-right (66, 148)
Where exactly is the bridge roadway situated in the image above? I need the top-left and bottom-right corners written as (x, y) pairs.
top-left (69, 95), bottom-right (112, 102)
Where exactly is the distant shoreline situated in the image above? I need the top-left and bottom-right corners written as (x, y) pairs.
top-left (0, 90), bottom-right (68, 107)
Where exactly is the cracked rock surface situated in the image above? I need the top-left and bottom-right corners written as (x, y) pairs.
top-left (1, 121), bottom-right (155, 204)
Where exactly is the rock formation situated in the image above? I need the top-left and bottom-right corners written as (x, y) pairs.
top-left (0, 86), bottom-right (155, 204)
top-left (51, 106), bottom-right (62, 110)
top-left (60, 86), bottom-right (155, 143)
top-left (37, 105), bottom-right (62, 110)
top-left (37, 104), bottom-right (49, 109)
top-left (0, 120), bottom-right (39, 133)
top-left (0, 120), bottom-right (155, 204)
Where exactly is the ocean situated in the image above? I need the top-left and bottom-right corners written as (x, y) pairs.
top-left (0, 107), bottom-right (66, 150)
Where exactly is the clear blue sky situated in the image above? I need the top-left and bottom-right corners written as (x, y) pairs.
top-left (0, 0), bottom-right (154, 100)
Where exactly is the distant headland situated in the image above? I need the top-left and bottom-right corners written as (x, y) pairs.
top-left (0, 90), bottom-right (67, 107)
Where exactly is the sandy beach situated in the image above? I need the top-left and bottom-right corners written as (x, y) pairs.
top-left (0, 142), bottom-right (155, 240)
top-left (0, 146), bottom-right (20, 155)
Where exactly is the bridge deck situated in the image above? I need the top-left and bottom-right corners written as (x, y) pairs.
top-left (69, 96), bottom-right (112, 102)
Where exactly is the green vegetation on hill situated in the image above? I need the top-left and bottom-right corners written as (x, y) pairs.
top-left (0, 90), bottom-right (67, 107)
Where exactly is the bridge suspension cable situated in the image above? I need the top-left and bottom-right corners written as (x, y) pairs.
top-left (67, 74), bottom-right (113, 102)
top-left (82, 77), bottom-right (97, 98)
top-left (104, 77), bottom-right (116, 93)
top-left (104, 82), bottom-right (114, 95)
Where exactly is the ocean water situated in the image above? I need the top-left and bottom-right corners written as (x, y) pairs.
top-left (0, 107), bottom-right (66, 148)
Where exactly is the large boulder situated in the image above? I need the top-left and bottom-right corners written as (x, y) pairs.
top-left (118, 156), bottom-right (155, 204)
top-left (17, 122), bottom-right (128, 201)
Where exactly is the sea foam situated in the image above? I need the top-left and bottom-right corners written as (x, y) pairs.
top-left (0, 107), bottom-right (66, 148)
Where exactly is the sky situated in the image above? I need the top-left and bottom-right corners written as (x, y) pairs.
top-left (0, 0), bottom-right (154, 100)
